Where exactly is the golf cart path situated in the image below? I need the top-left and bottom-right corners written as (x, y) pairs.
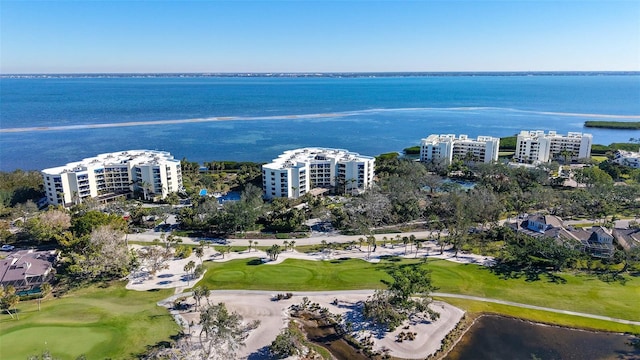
top-left (431, 292), bottom-right (640, 326)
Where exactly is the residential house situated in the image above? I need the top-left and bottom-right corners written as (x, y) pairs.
top-left (0, 250), bottom-right (57, 292)
top-left (567, 226), bottom-right (616, 258)
top-left (522, 214), bottom-right (615, 258)
top-left (526, 214), bottom-right (565, 233)
top-left (613, 228), bottom-right (640, 251)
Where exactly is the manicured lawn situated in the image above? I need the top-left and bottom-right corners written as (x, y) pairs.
top-left (429, 260), bottom-right (640, 322)
top-left (0, 282), bottom-right (179, 360)
top-left (199, 257), bottom-right (394, 291)
top-left (198, 257), bottom-right (394, 291)
top-left (6, 256), bottom-right (636, 359)
top-left (197, 257), bottom-right (640, 325)
top-left (436, 297), bottom-right (640, 334)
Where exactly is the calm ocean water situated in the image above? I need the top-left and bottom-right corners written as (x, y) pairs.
top-left (1, 75), bottom-right (639, 171)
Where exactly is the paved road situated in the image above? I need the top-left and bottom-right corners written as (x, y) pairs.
top-left (431, 292), bottom-right (640, 326)
top-left (129, 216), bottom-right (636, 247)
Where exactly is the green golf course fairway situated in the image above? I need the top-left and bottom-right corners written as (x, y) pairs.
top-left (3, 256), bottom-right (638, 359)
top-left (0, 283), bottom-right (179, 360)
top-left (197, 257), bottom-right (640, 324)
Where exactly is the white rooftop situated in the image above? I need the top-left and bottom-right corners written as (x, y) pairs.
top-left (264, 147), bottom-right (373, 169)
top-left (42, 150), bottom-right (179, 175)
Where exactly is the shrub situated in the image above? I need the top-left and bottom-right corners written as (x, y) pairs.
top-left (270, 328), bottom-right (299, 359)
top-left (175, 245), bottom-right (192, 259)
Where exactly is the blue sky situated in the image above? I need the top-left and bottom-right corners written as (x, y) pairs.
top-left (1, 1), bottom-right (638, 73)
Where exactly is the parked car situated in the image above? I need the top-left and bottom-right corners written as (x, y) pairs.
top-left (1, 244), bottom-right (15, 251)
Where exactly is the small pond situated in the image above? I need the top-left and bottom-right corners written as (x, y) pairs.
top-left (446, 315), bottom-right (639, 360)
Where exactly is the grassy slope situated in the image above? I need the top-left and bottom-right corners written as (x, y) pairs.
top-left (438, 297), bottom-right (640, 334)
top-left (0, 282), bottom-right (179, 360)
top-left (197, 257), bottom-right (640, 329)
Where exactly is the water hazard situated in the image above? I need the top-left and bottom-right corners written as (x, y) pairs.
top-left (446, 315), bottom-right (640, 360)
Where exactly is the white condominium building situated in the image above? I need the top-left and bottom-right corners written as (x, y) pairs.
top-left (42, 150), bottom-right (183, 206)
top-left (514, 131), bottom-right (592, 163)
top-left (420, 134), bottom-right (500, 165)
top-left (262, 148), bottom-right (375, 200)
top-left (612, 150), bottom-right (640, 169)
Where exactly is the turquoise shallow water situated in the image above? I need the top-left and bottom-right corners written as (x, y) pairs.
top-left (1, 75), bottom-right (638, 171)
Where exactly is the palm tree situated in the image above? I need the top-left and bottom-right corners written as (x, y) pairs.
top-left (415, 241), bottom-right (422, 258)
top-left (290, 240), bottom-right (296, 252)
top-left (283, 240), bottom-right (289, 251)
top-left (137, 180), bottom-right (152, 201)
top-left (267, 244), bottom-right (282, 261)
top-left (403, 236), bottom-right (409, 255)
top-left (253, 241), bottom-right (258, 252)
top-left (382, 236), bottom-right (388, 247)
top-left (248, 240), bottom-right (253, 252)
top-left (184, 260), bottom-right (196, 284)
top-left (559, 149), bottom-right (572, 164)
top-left (409, 235), bottom-right (416, 253)
top-left (358, 237), bottom-right (364, 249)
top-left (366, 236), bottom-right (376, 259)
top-left (165, 233), bottom-right (181, 251)
top-left (195, 246), bottom-right (204, 264)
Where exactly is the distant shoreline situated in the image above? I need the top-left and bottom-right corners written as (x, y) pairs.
top-left (584, 121), bottom-right (640, 130)
top-left (2, 71), bottom-right (640, 79)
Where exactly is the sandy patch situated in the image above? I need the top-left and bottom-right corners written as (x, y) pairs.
top-left (162, 290), bottom-right (464, 360)
top-left (126, 244), bottom-right (209, 292)
top-left (128, 243), bottom-right (476, 358)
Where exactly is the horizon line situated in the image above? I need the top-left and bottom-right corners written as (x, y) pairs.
top-left (2, 70), bottom-right (639, 77)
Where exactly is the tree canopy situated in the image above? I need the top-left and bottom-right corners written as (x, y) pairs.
top-left (363, 265), bottom-right (439, 331)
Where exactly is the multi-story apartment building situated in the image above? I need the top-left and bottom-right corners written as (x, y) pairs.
top-left (420, 134), bottom-right (500, 165)
top-left (262, 148), bottom-right (375, 200)
top-left (612, 150), bottom-right (640, 169)
top-left (42, 150), bottom-right (183, 206)
top-left (514, 131), bottom-right (592, 163)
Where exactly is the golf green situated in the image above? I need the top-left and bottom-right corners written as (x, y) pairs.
top-left (1, 326), bottom-right (111, 359)
top-left (0, 283), bottom-right (179, 360)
